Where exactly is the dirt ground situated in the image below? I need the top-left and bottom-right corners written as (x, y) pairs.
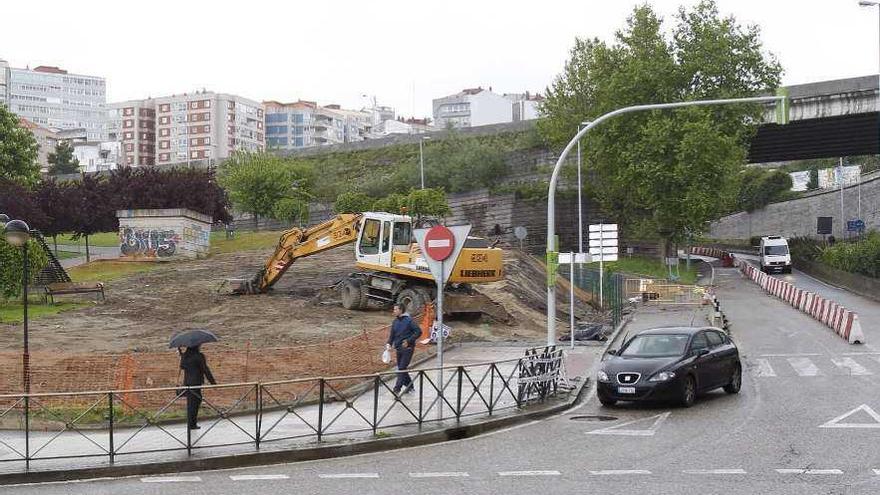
top-left (0, 247), bottom-right (588, 354)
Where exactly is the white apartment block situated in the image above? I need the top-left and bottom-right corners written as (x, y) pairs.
top-left (264, 100), bottom-right (371, 150)
top-left (1, 62), bottom-right (106, 140)
top-left (432, 87), bottom-right (543, 129)
top-left (153, 91), bottom-right (264, 165)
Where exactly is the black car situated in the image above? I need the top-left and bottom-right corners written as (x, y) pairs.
top-left (596, 326), bottom-right (741, 407)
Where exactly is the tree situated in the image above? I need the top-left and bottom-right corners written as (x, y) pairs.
top-left (334, 192), bottom-right (375, 214)
top-left (0, 105), bottom-right (40, 187)
top-left (47, 141), bottom-right (80, 175)
top-left (406, 188), bottom-right (450, 222)
top-left (807, 167), bottom-right (819, 190)
top-left (0, 179), bottom-right (49, 230)
top-left (68, 175), bottom-right (117, 262)
top-left (735, 168), bottom-right (794, 212)
top-left (218, 152), bottom-right (312, 230)
top-left (538, 1), bottom-right (781, 255)
top-left (372, 193), bottom-right (407, 214)
top-left (0, 238), bottom-right (48, 299)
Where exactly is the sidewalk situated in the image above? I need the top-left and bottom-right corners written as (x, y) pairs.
top-left (55, 245), bottom-right (120, 269)
top-left (0, 343), bottom-right (600, 481)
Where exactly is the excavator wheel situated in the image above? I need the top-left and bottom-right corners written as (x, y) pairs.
top-left (341, 279), bottom-right (366, 310)
top-left (396, 287), bottom-right (430, 314)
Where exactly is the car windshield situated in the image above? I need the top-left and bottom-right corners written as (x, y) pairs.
top-left (620, 334), bottom-right (690, 358)
top-left (764, 245), bottom-right (788, 256)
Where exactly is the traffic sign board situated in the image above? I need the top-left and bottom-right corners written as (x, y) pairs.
top-left (589, 238), bottom-right (618, 248)
top-left (847, 219), bottom-right (866, 232)
top-left (589, 223), bottom-right (618, 232)
top-left (423, 225), bottom-right (455, 261)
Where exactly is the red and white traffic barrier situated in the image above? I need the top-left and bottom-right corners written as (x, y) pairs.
top-left (732, 256), bottom-right (865, 345)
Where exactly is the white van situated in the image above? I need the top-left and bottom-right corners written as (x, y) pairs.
top-left (759, 236), bottom-right (791, 274)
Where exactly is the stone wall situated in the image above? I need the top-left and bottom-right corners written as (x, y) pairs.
top-left (709, 170), bottom-right (880, 240)
top-left (117, 208), bottom-right (213, 259)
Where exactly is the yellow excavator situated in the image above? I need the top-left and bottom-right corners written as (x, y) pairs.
top-left (230, 211), bottom-right (512, 322)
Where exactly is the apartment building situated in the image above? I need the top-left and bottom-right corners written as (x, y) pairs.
top-left (107, 99), bottom-right (156, 166)
top-left (17, 117), bottom-right (59, 173)
top-left (264, 100), bottom-right (369, 150)
top-left (153, 91), bottom-right (264, 165)
top-left (432, 87), bottom-right (542, 128)
top-left (1, 63), bottom-right (106, 140)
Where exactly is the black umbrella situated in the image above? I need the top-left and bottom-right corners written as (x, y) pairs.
top-left (169, 329), bottom-right (219, 349)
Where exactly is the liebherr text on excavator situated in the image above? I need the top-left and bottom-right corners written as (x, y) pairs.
top-left (230, 212), bottom-right (512, 322)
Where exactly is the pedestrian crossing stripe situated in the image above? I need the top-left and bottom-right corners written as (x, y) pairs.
top-left (750, 356), bottom-right (877, 377)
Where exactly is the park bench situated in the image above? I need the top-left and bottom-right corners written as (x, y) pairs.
top-left (44, 282), bottom-right (105, 304)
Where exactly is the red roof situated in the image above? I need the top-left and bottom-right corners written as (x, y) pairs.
top-left (33, 65), bottom-right (68, 74)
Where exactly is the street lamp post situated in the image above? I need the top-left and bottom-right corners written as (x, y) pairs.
top-left (859, 0), bottom-right (880, 208)
top-left (419, 136), bottom-right (431, 189)
top-left (4, 219), bottom-right (32, 393)
top-left (545, 95), bottom-right (787, 345)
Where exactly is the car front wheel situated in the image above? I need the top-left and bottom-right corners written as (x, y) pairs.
top-left (723, 364), bottom-right (742, 394)
top-left (680, 376), bottom-right (696, 408)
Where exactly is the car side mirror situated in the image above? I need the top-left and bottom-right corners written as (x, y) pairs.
top-left (692, 348), bottom-right (709, 358)
top-left (607, 349), bottom-right (618, 356)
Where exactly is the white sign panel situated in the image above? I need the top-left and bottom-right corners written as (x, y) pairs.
top-left (590, 246), bottom-right (618, 255)
top-left (596, 254), bottom-right (618, 262)
top-left (589, 238), bottom-right (618, 248)
top-left (589, 224), bottom-right (618, 232)
top-left (413, 224), bottom-right (472, 284)
top-left (559, 253), bottom-right (592, 264)
top-left (589, 231), bottom-right (618, 240)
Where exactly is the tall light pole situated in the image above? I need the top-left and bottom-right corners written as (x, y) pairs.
top-left (576, 121), bottom-right (591, 253)
top-left (4, 219), bottom-right (32, 393)
top-left (545, 95), bottom-right (787, 345)
top-left (859, 0), bottom-right (879, 228)
top-left (419, 136), bottom-right (431, 189)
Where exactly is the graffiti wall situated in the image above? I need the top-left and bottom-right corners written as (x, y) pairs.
top-left (116, 208), bottom-right (212, 259)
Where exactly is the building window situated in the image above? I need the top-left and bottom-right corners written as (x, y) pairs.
top-left (160, 116), bottom-right (170, 124)
top-left (123, 119), bottom-right (134, 128)
top-left (160, 129), bottom-right (170, 137)
top-left (125, 143), bottom-right (134, 152)
top-left (160, 104), bottom-right (170, 113)
top-left (124, 132), bottom-right (134, 140)
top-left (266, 113), bottom-right (288, 123)
top-left (191, 151), bottom-right (199, 159)
top-left (160, 141), bottom-right (170, 149)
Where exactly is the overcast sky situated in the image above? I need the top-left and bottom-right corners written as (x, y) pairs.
top-left (1, 0), bottom-right (877, 118)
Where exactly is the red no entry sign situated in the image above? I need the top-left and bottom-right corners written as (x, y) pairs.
top-left (423, 225), bottom-right (455, 261)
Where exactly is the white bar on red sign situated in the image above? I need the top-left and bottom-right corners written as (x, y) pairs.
top-left (427, 239), bottom-right (451, 248)
top-left (589, 238), bottom-right (619, 248)
top-left (588, 224), bottom-right (618, 232)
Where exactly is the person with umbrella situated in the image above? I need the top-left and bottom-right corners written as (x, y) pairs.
top-left (170, 329), bottom-right (218, 430)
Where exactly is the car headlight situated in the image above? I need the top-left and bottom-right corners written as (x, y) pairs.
top-left (649, 371), bottom-right (676, 382)
top-left (597, 370), bottom-right (610, 383)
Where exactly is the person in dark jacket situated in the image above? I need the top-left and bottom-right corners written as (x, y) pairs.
top-left (386, 303), bottom-right (422, 395)
top-left (179, 346), bottom-right (217, 429)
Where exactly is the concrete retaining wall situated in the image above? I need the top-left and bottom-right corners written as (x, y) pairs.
top-left (796, 260), bottom-right (880, 303)
top-left (710, 170), bottom-right (880, 240)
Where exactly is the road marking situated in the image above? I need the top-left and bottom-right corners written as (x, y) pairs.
top-left (820, 404), bottom-right (880, 429)
top-left (409, 472), bottom-right (470, 478)
top-left (873, 469), bottom-right (880, 475)
top-left (141, 477), bottom-right (202, 483)
top-left (319, 473), bottom-right (380, 479)
top-left (842, 352), bottom-right (880, 356)
top-left (230, 475), bottom-right (290, 481)
top-left (775, 469), bottom-right (843, 475)
top-left (683, 469), bottom-right (747, 475)
top-left (590, 470), bottom-right (651, 475)
top-left (753, 358), bottom-right (776, 377)
top-left (831, 357), bottom-right (872, 376)
top-left (587, 411), bottom-right (671, 437)
top-left (787, 357), bottom-right (821, 376)
top-left (498, 470), bottom-right (561, 476)
top-left (760, 353), bottom-right (821, 357)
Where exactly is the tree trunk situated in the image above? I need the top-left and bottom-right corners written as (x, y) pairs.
top-left (85, 235), bottom-right (91, 263)
top-left (53, 235), bottom-right (58, 255)
top-left (253, 213), bottom-right (259, 232)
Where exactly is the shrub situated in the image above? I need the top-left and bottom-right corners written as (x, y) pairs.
top-left (819, 232), bottom-right (880, 278)
top-left (0, 239), bottom-right (48, 298)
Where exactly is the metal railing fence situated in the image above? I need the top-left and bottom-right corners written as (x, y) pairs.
top-left (0, 347), bottom-right (565, 470)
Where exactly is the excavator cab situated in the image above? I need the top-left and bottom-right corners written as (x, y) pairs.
top-left (355, 212), bottom-right (413, 269)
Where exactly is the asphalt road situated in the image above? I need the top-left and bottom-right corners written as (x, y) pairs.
top-left (8, 266), bottom-right (880, 494)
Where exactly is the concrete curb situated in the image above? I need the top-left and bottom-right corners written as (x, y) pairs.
top-left (0, 370), bottom-right (590, 485)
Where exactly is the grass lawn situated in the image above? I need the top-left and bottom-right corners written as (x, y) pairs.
top-left (0, 300), bottom-right (89, 324)
top-left (209, 230), bottom-right (284, 255)
top-left (604, 256), bottom-right (699, 284)
top-left (55, 232), bottom-right (120, 247)
top-left (67, 261), bottom-right (159, 283)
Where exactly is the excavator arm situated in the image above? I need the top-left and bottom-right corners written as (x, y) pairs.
top-left (234, 213), bottom-right (363, 294)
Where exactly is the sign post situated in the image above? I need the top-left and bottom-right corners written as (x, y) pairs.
top-left (589, 224), bottom-right (618, 309)
top-left (414, 224), bottom-right (471, 420)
